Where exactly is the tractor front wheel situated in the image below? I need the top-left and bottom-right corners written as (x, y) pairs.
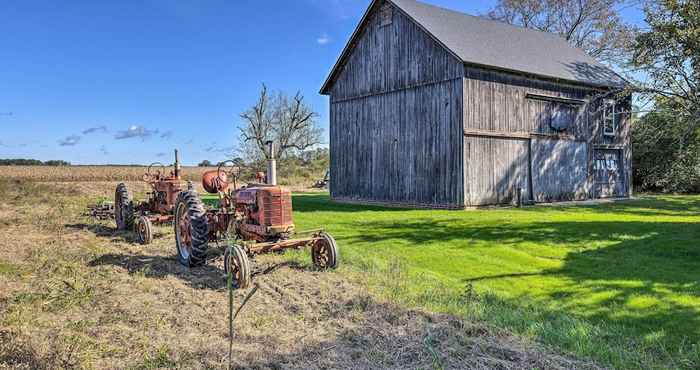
top-left (135, 216), bottom-right (153, 245)
top-left (223, 245), bottom-right (251, 289)
top-left (115, 183), bottom-right (134, 230)
top-left (312, 232), bottom-right (338, 269)
top-left (174, 190), bottom-right (209, 267)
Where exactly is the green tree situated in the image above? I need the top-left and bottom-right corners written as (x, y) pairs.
top-left (633, 104), bottom-right (700, 192)
top-left (631, 0), bottom-right (699, 122)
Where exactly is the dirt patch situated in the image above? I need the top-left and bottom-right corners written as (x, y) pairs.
top-left (0, 181), bottom-right (603, 369)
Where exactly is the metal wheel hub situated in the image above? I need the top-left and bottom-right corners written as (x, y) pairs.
top-left (176, 203), bottom-right (192, 258)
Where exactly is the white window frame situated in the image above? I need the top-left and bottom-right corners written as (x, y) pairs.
top-left (603, 99), bottom-right (617, 137)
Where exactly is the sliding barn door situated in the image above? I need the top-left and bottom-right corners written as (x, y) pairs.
top-left (530, 138), bottom-right (588, 202)
top-left (464, 136), bottom-right (530, 206)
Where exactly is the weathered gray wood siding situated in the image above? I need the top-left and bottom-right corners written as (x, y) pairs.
top-left (329, 1), bottom-right (464, 102)
top-left (531, 138), bottom-right (588, 202)
top-left (331, 80), bottom-right (463, 206)
top-left (328, 0), bottom-right (465, 207)
top-left (464, 136), bottom-right (529, 206)
top-left (461, 66), bottom-right (631, 205)
top-left (589, 95), bottom-right (632, 198)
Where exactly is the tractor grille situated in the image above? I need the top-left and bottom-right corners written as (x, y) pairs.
top-left (258, 187), bottom-right (293, 227)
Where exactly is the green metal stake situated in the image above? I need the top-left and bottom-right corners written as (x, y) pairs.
top-left (227, 244), bottom-right (258, 370)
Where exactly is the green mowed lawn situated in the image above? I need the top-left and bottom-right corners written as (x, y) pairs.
top-left (206, 193), bottom-right (700, 369)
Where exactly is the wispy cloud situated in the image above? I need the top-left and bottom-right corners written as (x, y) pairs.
top-left (83, 125), bottom-right (108, 135)
top-left (114, 125), bottom-right (159, 140)
top-left (156, 152), bottom-right (167, 157)
top-left (317, 33), bottom-right (331, 45)
top-left (160, 130), bottom-right (173, 140)
top-left (58, 135), bottom-right (81, 146)
top-left (204, 145), bottom-right (235, 154)
top-left (99, 145), bottom-right (109, 155)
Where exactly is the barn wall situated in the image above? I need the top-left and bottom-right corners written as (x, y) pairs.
top-left (331, 79), bottom-right (464, 206)
top-left (461, 67), bottom-right (632, 204)
top-left (328, 0), bottom-right (465, 207)
top-left (329, 0), bottom-right (464, 102)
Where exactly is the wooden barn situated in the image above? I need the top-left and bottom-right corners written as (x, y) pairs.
top-left (320, 0), bottom-right (631, 208)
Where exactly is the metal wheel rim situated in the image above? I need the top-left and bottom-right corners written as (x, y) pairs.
top-left (175, 202), bottom-right (192, 260)
top-left (115, 194), bottom-right (123, 227)
top-left (313, 240), bottom-right (331, 267)
top-left (137, 218), bottom-right (148, 242)
top-left (226, 251), bottom-right (243, 288)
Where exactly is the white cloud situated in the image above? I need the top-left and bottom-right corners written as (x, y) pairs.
top-left (317, 33), bottom-right (331, 45)
top-left (58, 135), bottom-right (81, 146)
top-left (114, 125), bottom-right (159, 140)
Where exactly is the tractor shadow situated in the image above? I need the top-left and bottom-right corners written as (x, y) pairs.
top-left (87, 252), bottom-right (309, 291)
top-left (65, 222), bottom-right (168, 244)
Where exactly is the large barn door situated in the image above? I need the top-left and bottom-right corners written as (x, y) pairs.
top-left (594, 149), bottom-right (625, 198)
top-left (464, 136), bottom-right (530, 206)
top-left (530, 138), bottom-right (588, 202)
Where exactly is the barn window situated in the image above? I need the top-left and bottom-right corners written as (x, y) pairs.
top-left (380, 4), bottom-right (393, 27)
top-left (594, 151), bottom-right (619, 172)
top-left (603, 100), bottom-right (617, 136)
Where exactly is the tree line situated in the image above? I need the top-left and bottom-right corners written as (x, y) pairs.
top-left (0, 159), bottom-right (71, 166)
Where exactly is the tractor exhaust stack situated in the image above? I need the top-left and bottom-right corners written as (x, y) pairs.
top-left (266, 141), bottom-right (277, 185)
top-left (174, 149), bottom-right (181, 179)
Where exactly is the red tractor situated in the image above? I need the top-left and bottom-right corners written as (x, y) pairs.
top-left (114, 150), bottom-right (188, 244)
top-left (173, 142), bottom-right (338, 288)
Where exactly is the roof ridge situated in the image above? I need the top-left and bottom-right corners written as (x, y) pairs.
top-left (391, 0), bottom-right (569, 44)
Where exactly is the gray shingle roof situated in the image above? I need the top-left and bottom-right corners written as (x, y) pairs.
top-left (321, 0), bottom-right (627, 93)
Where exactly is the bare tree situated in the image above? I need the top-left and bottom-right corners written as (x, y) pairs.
top-left (487, 0), bottom-right (637, 66)
top-left (239, 85), bottom-right (322, 161)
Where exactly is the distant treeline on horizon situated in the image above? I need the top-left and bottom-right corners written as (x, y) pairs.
top-left (0, 159), bottom-right (72, 166)
top-left (0, 159), bottom-right (211, 167)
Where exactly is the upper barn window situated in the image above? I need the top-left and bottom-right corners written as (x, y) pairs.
top-left (603, 99), bottom-right (617, 136)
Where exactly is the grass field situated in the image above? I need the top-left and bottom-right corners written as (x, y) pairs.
top-left (277, 194), bottom-right (700, 369)
top-left (1, 179), bottom-right (598, 369)
top-left (1, 173), bottom-right (698, 369)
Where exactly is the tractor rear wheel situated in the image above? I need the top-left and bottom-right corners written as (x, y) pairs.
top-left (223, 245), bottom-right (251, 289)
top-left (135, 216), bottom-right (153, 245)
top-left (312, 232), bottom-right (338, 269)
top-left (174, 190), bottom-right (209, 267)
top-left (115, 183), bottom-right (134, 230)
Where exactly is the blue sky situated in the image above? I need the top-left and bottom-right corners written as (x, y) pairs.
top-left (0, 0), bottom-right (645, 165)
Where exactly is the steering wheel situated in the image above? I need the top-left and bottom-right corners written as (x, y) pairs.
top-left (216, 160), bottom-right (241, 190)
top-left (144, 162), bottom-right (166, 181)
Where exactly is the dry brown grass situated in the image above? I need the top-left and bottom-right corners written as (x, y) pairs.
top-left (0, 166), bottom-right (218, 182)
top-left (0, 178), bottom-right (603, 369)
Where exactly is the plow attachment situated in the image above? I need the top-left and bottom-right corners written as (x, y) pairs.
top-left (86, 202), bottom-right (115, 220)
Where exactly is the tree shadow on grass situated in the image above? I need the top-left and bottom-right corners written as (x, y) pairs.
top-left (347, 216), bottom-right (700, 346)
top-left (517, 196), bottom-right (700, 218)
top-left (65, 222), bottom-right (169, 244)
top-left (291, 194), bottom-right (415, 213)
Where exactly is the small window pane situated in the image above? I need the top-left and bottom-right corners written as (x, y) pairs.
top-left (603, 100), bottom-right (616, 136)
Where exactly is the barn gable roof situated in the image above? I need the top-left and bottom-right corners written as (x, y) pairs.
top-left (320, 0), bottom-right (627, 94)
